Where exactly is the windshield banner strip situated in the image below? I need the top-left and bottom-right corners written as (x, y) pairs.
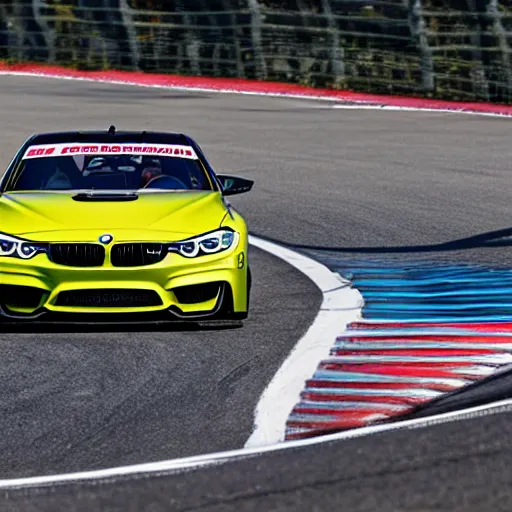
top-left (22, 143), bottom-right (198, 160)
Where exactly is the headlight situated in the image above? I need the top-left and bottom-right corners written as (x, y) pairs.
top-left (0, 233), bottom-right (46, 259)
top-left (170, 229), bottom-right (238, 258)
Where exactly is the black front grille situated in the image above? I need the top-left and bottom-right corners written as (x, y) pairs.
top-left (172, 282), bottom-right (223, 304)
top-left (55, 289), bottom-right (162, 308)
top-left (49, 244), bottom-right (105, 267)
top-left (111, 243), bottom-right (167, 267)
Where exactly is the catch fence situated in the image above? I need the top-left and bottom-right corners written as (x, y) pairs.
top-left (2, 0), bottom-right (512, 103)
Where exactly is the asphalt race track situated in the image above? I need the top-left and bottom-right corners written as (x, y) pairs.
top-left (0, 77), bottom-right (324, 477)
top-left (2, 76), bottom-right (512, 510)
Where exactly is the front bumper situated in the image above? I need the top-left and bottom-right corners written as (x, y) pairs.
top-left (0, 241), bottom-right (248, 320)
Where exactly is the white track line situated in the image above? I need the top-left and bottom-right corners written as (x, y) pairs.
top-left (245, 235), bottom-right (363, 447)
top-left (3, 71), bottom-right (512, 117)
top-left (331, 104), bottom-right (512, 117)
top-left (1, 397), bottom-right (512, 490)
top-left (0, 71), bottom-right (339, 101)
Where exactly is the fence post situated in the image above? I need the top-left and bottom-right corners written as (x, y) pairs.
top-left (119, 0), bottom-right (140, 70)
top-left (176, 0), bottom-right (200, 76)
top-left (407, 0), bottom-right (434, 93)
top-left (487, 0), bottom-right (512, 100)
top-left (321, 0), bottom-right (344, 85)
top-left (465, 0), bottom-right (489, 101)
top-left (11, 1), bottom-right (29, 61)
top-left (32, 0), bottom-right (55, 62)
top-left (247, 0), bottom-right (267, 80)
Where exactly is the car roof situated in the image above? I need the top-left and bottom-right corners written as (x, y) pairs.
top-left (26, 130), bottom-right (193, 146)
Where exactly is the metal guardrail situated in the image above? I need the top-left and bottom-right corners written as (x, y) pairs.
top-left (1, 1), bottom-right (512, 103)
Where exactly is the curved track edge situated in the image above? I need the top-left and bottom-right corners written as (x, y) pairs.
top-left (1, 397), bottom-right (512, 490)
top-left (2, 62), bottom-right (512, 116)
top-left (245, 236), bottom-right (362, 447)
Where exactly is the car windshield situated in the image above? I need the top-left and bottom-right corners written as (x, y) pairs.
top-left (8, 143), bottom-right (214, 192)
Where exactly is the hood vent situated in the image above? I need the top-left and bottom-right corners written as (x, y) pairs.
top-left (72, 192), bottom-right (139, 202)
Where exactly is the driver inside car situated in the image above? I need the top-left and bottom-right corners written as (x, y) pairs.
top-left (139, 158), bottom-right (190, 190)
top-left (44, 157), bottom-right (83, 189)
top-left (140, 164), bottom-right (163, 188)
top-left (45, 167), bottom-right (73, 189)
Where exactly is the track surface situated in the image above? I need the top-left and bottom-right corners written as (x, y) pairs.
top-left (5, 405), bottom-right (512, 512)
top-left (0, 77), bottom-right (322, 477)
top-left (2, 76), bottom-right (512, 509)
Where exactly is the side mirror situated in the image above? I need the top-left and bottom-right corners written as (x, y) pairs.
top-left (216, 174), bottom-right (254, 196)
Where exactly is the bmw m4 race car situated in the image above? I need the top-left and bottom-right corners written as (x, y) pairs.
top-left (0, 127), bottom-right (253, 323)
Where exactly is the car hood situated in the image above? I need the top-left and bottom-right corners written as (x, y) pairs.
top-left (0, 191), bottom-right (228, 242)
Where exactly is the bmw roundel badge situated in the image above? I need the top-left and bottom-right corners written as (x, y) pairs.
top-left (99, 234), bottom-right (113, 245)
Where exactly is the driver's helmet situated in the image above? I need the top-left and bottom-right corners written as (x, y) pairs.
top-left (140, 159), bottom-right (163, 187)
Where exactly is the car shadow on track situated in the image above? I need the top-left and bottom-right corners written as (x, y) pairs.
top-left (253, 226), bottom-right (512, 254)
top-left (0, 320), bottom-right (243, 333)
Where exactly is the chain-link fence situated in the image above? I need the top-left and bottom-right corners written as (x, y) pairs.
top-left (1, 1), bottom-right (512, 103)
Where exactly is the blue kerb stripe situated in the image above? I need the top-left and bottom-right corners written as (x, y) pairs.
top-left (361, 312), bottom-right (512, 321)
top-left (364, 289), bottom-right (512, 298)
top-left (332, 259), bottom-right (512, 322)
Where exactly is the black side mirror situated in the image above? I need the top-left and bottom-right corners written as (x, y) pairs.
top-left (216, 174), bottom-right (254, 196)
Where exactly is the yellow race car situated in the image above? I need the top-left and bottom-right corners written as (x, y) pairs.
top-left (0, 127), bottom-right (253, 324)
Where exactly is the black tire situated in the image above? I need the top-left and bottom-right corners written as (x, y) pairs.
top-left (246, 265), bottom-right (252, 311)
